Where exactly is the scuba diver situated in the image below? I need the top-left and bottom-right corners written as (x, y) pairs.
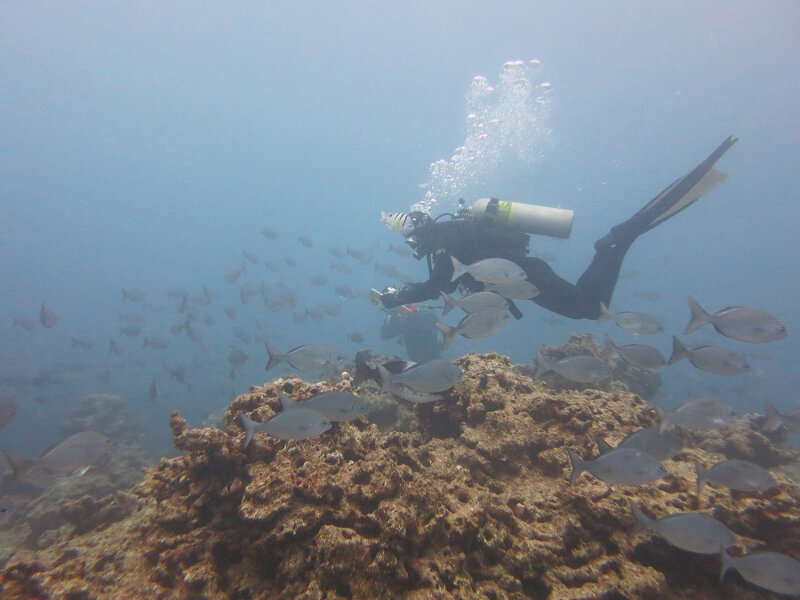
top-left (380, 304), bottom-right (442, 363)
top-left (375, 136), bottom-right (738, 320)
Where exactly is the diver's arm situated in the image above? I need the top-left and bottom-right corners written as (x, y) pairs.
top-left (380, 251), bottom-right (456, 308)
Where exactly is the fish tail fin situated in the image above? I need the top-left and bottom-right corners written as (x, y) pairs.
top-left (601, 334), bottom-right (616, 359)
top-left (763, 400), bottom-right (783, 432)
top-left (655, 406), bottom-right (671, 433)
top-left (695, 462), bottom-right (707, 497)
top-left (628, 500), bottom-right (653, 540)
top-left (450, 256), bottom-right (467, 282)
top-left (440, 292), bottom-right (457, 316)
top-left (2, 451), bottom-right (33, 478)
top-left (279, 393), bottom-right (296, 411)
top-left (353, 351), bottom-right (379, 387)
top-left (265, 342), bottom-right (283, 371)
top-left (532, 351), bottom-right (549, 377)
top-left (719, 545), bottom-right (734, 583)
top-left (376, 364), bottom-right (392, 393)
top-left (435, 322), bottom-right (456, 350)
top-left (685, 296), bottom-right (710, 334)
top-left (668, 336), bottom-right (688, 365)
top-left (597, 302), bottom-right (613, 323)
top-left (596, 437), bottom-right (614, 454)
top-left (238, 413), bottom-right (256, 449)
top-left (567, 449), bottom-right (586, 484)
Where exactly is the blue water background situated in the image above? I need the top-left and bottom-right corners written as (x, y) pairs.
top-left (1, 2), bottom-right (798, 457)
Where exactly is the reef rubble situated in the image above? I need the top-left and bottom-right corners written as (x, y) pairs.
top-left (1, 352), bottom-right (798, 599)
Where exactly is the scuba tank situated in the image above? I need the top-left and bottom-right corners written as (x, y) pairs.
top-left (468, 197), bottom-right (573, 239)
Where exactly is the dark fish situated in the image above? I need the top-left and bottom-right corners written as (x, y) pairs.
top-left (228, 347), bottom-right (249, 367)
top-left (120, 325), bottom-right (141, 337)
top-left (323, 303), bottom-right (341, 317)
top-left (328, 245), bottom-right (347, 258)
top-left (169, 322), bottom-right (185, 335)
top-left (143, 337), bottom-right (168, 350)
top-left (264, 261), bottom-right (280, 273)
top-left (307, 307), bottom-right (325, 322)
top-left (685, 296), bottom-right (787, 343)
top-left (352, 351), bottom-right (412, 387)
top-left (224, 264), bottom-right (246, 284)
top-left (347, 331), bottom-right (365, 344)
top-left (239, 287), bottom-right (250, 305)
top-left (293, 310), bottom-right (308, 324)
top-left (721, 549), bottom-right (800, 595)
top-left (265, 296), bottom-right (286, 312)
top-left (629, 501), bottom-right (736, 554)
top-left (38, 303), bottom-right (58, 328)
top-left (204, 313), bottom-right (216, 326)
top-left (242, 250), bottom-right (260, 265)
top-left (13, 318), bottom-right (35, 331)
top-left (310, 275), bottom-right (328, 287)
top-left (225, 307), bottom-right (238, 320)
top-left (238, 409), bottom-right (330, 447)
top-left (284, 256), bottom-right (297, 267)
top-left (568, 448), bottom-right (667, 485)
top-left (0, 397), bottom-right (19, 428)
top-left (70, 337), bottom-right (93, 351)
top-left (149, 377), bottom-right (160, 403)
top-left (331, 261), bottom-right (352, 274)
top-left (335, 284), bottom-right (355, 300)
top-left (668, 336), bottom-right (750, 376)
top-left (109, 339), bottom-right (124, 356)
top-left (122, 288), bottom-right (146, 303)
top-left (261, 227), bottom-right (278, 240)
top-left (298, 235), bottom-right (313, 248)
top-left (118, 312), bottom-right (145, 324)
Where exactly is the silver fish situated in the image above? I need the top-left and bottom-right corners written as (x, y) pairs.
top-left (629, 501), bottom-right (736, 554)
top-left (224, 264), bottom-right (246, 284)
top-left (298, 235), bottom-right (313, 248)
top-left (38, 303), bottom-right (58, 328)
top-left (602, 334), bottom-right (665, 370)
top-left (598, 304), bottom-right (663, 335)
top-left (534, 353), bottom-right (611, 384)
top-left (120, 325), bottom-right (140, 337)
top-left (482, 280), bottom-right (540, 300)
top-left (386, 385), bottom-right (443, 404)
top-left (335, 284), bottom-right (355, 300)
top-left (568, 447), bottom-right (667, 485)
top-left (149, 377), bottom-right (160, 403)
top-left (5, 431), bottom-right (112, 476)
top-left (440, 291), bottom-right (508, 316)
top-left (685, 296), bottom-right (787, 343)
top-left (436, 307), bottom-right (509, 349)
top-left (109, 339), bottom-right (124, 356)
top-left (598, 427), bottom-right (682, 460)
top-left (280, 392), bottom-right (368, 422)
top-left (71, 337), bottom-right (93, 351)
top-left (328, 245), bottom-right (347, 258)
top-left (668, 336), bottom-right (750, 376)
top-left (242, 250), bottom-right (260, 265)
top-left (265, 342), bottom-right (346, 375)
top-left (450, 256), bottom-right (526, 285)
top-left (696, 459), bottom-right (776, 496)
top-left (143, 337), bottom-right (168, 350)
top-left (721, 549), bottom-right (800, 596)
top-left (377, 359), bottom-right (462, 393)
top-left (238, 409), bottom-right (330, 447)
top-left (13, 318), bottom-right (35, 331)
top-left (658, 396), bottom-right (737, 432)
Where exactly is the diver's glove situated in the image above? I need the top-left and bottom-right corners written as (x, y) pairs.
top-left (378, 287), bottom-right (401, 309)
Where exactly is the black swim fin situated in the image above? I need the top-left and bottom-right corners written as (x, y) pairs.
top-left (596, 135), bottom-right (738, 249)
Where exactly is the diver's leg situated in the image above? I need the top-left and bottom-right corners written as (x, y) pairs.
top-left (521, 257), bottom-right (602, 320)
top-left (574, 239), bottom-right (632, 317)
top-left (595, 135), bottom-right (738, 250)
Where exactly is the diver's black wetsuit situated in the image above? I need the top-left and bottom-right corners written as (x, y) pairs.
top-left (380, 136), bottom-right (738, 320)
top-left (380, 218), bottom-right (623, 320)
top-left (380, 309), bottom-right (442, 363)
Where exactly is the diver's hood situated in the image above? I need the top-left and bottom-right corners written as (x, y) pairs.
top-left (403, 211), bottom-right (435, 259)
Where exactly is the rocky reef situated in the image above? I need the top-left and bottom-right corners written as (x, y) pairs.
top-left (1, 351), bottom-right (799, 599)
